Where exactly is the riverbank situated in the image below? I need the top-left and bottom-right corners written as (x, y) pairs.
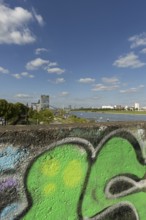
top-left (70, 110), bottom-right (146, 122)
top-left (71, 109), bottom-right (146, 115)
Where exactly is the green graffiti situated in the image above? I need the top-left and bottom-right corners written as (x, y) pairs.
top-left (82, 137), bottom-right (146, 220)
top-left (22, 144), bottom-right (89, 220)
top-left (21, 135), bottom-right (146, 220)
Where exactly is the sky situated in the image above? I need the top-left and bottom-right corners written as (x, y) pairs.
top-left (0, 0), bottom-right (146, 108)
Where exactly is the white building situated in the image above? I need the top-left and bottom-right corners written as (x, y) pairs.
top-left (125, 105), bottom-right (128, 110)
top-left (134, 103), bottom-right (140, 110)
top-left (102, 105), bottom-right (114, 109)
top-left (31, 102), bottom-right (40, 111)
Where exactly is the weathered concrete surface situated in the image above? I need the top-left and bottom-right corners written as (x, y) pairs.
top-left (0, 121), bottom-right (145, 146)
top-left (0, 122), bottom-right (146, 220)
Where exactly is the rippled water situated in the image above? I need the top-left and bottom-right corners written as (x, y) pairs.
top-left (71, 111), bottom-right (146, 122)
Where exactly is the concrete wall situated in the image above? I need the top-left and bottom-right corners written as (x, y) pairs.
top-left (0, 122), bottom-right (146, 220)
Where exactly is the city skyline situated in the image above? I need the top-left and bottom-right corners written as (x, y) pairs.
top-left (0, 0), bottom-right (146, 108)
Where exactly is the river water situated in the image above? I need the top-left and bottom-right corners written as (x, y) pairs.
top-left (71, 111), bottom-right (146, 122)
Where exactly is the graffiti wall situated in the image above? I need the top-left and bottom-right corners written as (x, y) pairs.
top-left (0, 124), bottom-right (146, 220)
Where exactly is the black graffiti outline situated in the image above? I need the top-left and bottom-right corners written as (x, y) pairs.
top-left (85, 202), bottom-right (139, 220)
top-left (15, 137), bottom-right (94, 220)
top-left (80, 128), bottom-right (145, 220)
top-left (12, 129), bottom-right (145, 220)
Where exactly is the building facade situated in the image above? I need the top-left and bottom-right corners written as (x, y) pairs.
top-left (31, 95), bottom-right (50, 112)
top-left (40, 95), bottom-right (50, 110)
top-left (134, 103), bottom-right (140, 110)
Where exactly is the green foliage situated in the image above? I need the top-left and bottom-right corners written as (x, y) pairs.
top-left (67, 115), bottom-right (88, 123)
top-left (0, 99), bottom-right (8, 117)
top-left (28, 109), bottom-right (39, 120)
top-left (28, 109), bottom-right (54, 125)
top-left (0, 99), bottom-right (29, 124)
top-left (6, 103), bottom-right (16, 120)
top-left (38, 109), bottom-right (54, 124)
top-left (13, 102), bottom-right (28, 116)
top-left (0, 99), bottom-right (91, 125)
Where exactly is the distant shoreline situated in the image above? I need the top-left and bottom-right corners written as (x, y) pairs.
top-left (71, 110), bottom-right (146, 116)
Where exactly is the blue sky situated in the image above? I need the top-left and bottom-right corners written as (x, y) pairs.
top-left (0, 0), bottom-right (146, 108)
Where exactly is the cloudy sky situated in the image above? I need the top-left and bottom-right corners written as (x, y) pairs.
top-left (1, 0), bottom-right (146, 108)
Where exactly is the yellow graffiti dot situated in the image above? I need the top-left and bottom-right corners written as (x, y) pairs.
top-left (63, 160), bottom-right (82, 188)
top-left (41, 159), bottom-right (60, 176)
top-left (43, 183), bottom-right (56, 195)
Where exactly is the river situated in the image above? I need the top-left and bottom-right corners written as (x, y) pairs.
top-left (70, 111), bottom-right (146, 122)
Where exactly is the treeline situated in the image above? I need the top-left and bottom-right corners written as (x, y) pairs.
top-left (71, 108), bottom-right (126, 112)
top-left (0, 99), bottom-right (54, 125)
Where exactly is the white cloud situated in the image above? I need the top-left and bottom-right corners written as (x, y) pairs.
top-left (139, 84), bottom-right (145, 88)
top-left (0, 66), bottom-right (9, 74)
top-left (48, 77), bottom-right (65, 84)
top-left (12, 72), bottom-right (34, 79)
top-left (59, 91), bottom-right (69, 97)
top-left (35, 48), bottom-right (48, 55)
top-left (140, 48), bottom-right (146, 54)
top-left (21, 72), bottom-right (34, 78)
top-left (26, 58), bottom-right (65, 74)
top-left (48, 62), bottom-right (58, 67)
top-left (102, 77), bottom-right (119, 84)
top-left (28, 74), bottom-right (34, 78)
top-left (0, 2), bottom-right (44, 44)
top-left (55, 78), bottom-right (65, 84)
top-left (129, 32), bottom-right (146, 48)
top-left (32, 8), bottom-right (44, 26)
top-left (92, 83), bottom-right (119, 91)
top-left (15, 93), bottom-right (32, 98)
top-left (12, 73), bottom-right (22, 79)
top-left (21, 72), bottom-right (29, 76)
top-left (26, 58), bottom-right (49, 70)
top-left (47, 67), bottom-right (65, 75)
top-left (120, 85), bottom-right (144, 94)
top-left (113, 52), bottom-right (145, 68)
top-left (120, 88), bottom-right (137, 93)
top-left (78, 77), bottom-right (95, 84)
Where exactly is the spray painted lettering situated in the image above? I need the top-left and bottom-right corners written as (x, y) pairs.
top-left (0, 128), bottom-right (146, 220)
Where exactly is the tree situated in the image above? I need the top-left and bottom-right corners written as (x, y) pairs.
top-left (38, 109), bottom-right (54, 124)
top-left (0, 99), bottom-right (8, 117)
top-left (28, 109), bottom-right (40, 124)
top-left (13, 102), bottom-right (29, 117)
top-left (5, 103), bottom-right (16, 120)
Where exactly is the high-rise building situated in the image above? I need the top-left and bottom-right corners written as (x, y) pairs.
top-left (134, 102), bottom-right (140, 110)
top-left (40, 95), bottom-right (49, 110)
